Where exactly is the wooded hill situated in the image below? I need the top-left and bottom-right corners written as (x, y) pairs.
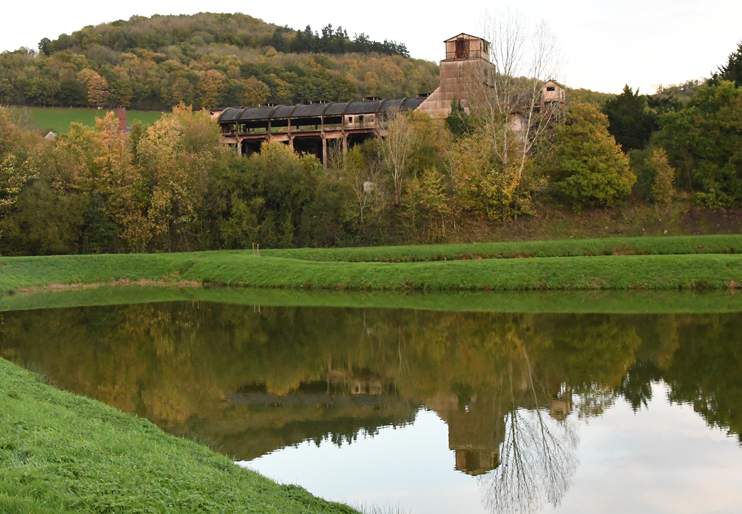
top-left (0, 13), bottom-right (439, 110)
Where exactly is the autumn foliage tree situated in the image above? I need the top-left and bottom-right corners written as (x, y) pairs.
top-left (551, 103), bottom-right (635, 210)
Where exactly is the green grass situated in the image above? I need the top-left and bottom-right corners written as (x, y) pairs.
top-left (3, 286), bottom-right (742, 314)
top-left (0, 358), bottom-right (358, 513)
top-left (264, 235), bottom-right (742, 262)
top-left (29, 107), bottom-right (163, 133)
top-left (2, 236), bottom-right (742, 294)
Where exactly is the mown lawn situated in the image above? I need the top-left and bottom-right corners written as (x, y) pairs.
top-left (30, 107), bottom-right (163, 133)
top-left (1, 235), bottom-right (742, 293)
top-left (264, 234), bottom-right (742, 262)
top-left (0, 358), bottom-right (357, 513)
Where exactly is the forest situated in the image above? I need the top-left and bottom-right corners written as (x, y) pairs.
top-left (0, 13), bottom-right (435, 110)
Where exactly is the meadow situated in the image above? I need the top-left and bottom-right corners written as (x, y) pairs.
top-left (29, 107), bottom-right (163, 133)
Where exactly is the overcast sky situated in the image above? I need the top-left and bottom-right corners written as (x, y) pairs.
top-left (2, 0), bottom-right (741, 94)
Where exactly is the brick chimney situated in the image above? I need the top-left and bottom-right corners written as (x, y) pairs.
top-left (115, 108), bottom-right (128, 133)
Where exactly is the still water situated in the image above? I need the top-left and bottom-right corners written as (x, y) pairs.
top-left (1, 301), bottom-right (741, 513)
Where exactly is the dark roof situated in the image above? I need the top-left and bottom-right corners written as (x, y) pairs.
top-left (401, 97), bottom-right (426, 111)
top-left (271, 105), bottom-right (295, 119)
top-left (292, 103), bottom-right (328, 117)
top-left (345, 100), bottom-right (382, 115)
top-left (218, 97), bottom-right (424, 124)
top-left (444, 33), bottom-right (484, 42)
top-left (218, 107), bottom-right (244, 121)
top-left (241, 106), bottom-right (278, 120)
top-left (324, 102), bottom-right (348, 116)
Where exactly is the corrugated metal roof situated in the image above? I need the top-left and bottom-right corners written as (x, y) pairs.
top-left (401, 97), bottom-right (426, 111)
top-left (218, 98), bottom-right (423, 124)
top-left (344, 100), bottom-right (381, 115)
top-left (270, 105), bottom-right (295, 119)
top-left (324, 102), bottom-right (348, 116)
top-left (292, 103), bottom-right (328, 117)
top-left (379, 99), bottom-right (402, 112)
top-left (239, 106), bottom-right (278, 121)
top-left (218, 107), bottom-right (244, 122)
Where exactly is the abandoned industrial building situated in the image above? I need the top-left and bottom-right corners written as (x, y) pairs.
top-left (214, 33), bottom-right (565, 163)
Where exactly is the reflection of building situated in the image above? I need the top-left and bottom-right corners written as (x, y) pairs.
top-left (549, 398), bottom-right (572, 421)
top-left (426, 393), bottom-right (505, 476)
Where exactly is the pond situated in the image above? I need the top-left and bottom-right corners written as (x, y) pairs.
top-left (1, 298), bottom-right (741, 513)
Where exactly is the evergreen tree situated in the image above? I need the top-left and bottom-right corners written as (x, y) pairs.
top-left (712, 41), bottom-right (742, 87)
top-left (601, 85), bottom-right (657, 151)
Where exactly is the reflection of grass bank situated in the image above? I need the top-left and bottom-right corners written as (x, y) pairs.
top-left (3, 286), bottom-right (742, 314)
top-left (2, 236), bottom-right (742, 294)
top-left (0, 358), bottom-right (357, 513)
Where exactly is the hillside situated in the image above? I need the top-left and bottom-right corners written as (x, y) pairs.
top-left (0, 13), bottom-right (439, 111)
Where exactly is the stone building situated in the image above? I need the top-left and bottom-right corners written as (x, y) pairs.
top-left (416, 33), bottom-right (496, 119)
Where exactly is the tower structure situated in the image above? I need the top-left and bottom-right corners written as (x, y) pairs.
top-left (416, 33), bottom-right (496, 119)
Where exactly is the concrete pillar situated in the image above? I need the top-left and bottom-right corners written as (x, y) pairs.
top-left (237, 138), bottom-right (242, 156)
top-left (342, 135), bottom-right (348, 153)
top-left (322, 136), bottom-right (327, 166)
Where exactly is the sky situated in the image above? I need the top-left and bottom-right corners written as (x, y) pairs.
top-left (2, 0), bottom-right (741, 94)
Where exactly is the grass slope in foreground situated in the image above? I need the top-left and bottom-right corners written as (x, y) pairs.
top-left (0, 358), bottom-right (357, 514)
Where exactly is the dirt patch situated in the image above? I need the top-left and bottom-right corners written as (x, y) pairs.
top-left (15, 278), bottom-right (203, 294)
top-left (611, 248), bottom-right (638, 256)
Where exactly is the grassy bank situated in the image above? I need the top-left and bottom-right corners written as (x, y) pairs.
top-left (0, 358), bottom-right (357, 513)
top-left (264, 234), bottom-right (742, 262)
top-left (2, 236), bottom-right (742, 294)
top-left (3, 286), bottom-right (742, 314)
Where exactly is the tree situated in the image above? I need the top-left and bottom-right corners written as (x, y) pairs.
top-left (551, 103), bottom-right (635, 210)
top-left (77, 69), bottom-right (109, 108)
top-left (648, 148), bottom-right (675, 206)
top-left (243, 77), bottom-right (270, 107)
top-left (712, 41), bottom-right (742, 87)
top-left (472, 12), bottom-right (562, 178)
top-left (657, 81), bottom-right (742, 208)
top-left (463, 11), bottom-right (563, 219)
top-left (601, 85), bottom-right (657, 151)
top-left (198, 69), bottom-right (226, 109)
top-left (378, 109), bottom-right (414, 206)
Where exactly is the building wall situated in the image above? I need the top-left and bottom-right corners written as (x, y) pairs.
top-left (416, 59), bottom-right (495, 119)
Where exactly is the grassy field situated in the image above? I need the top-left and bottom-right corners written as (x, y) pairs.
top-left (29, 107), bottom-right (163, 133)
top-left (264, 234), bottom-right (742, 262)
top-left (1, 236), bottom-right (742, 293)
top-left (0, 358), bottom-right (357, 513)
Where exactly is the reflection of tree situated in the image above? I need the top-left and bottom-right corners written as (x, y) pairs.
top-left (617, 359), bottom-right (662, 411)
top-left (481, 409), bottom-right (577, 514)
top-left (479, 345), bottom-right (579, 514)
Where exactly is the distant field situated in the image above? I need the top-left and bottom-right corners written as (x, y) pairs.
top-left (29, 107), bottom-right (163, 133)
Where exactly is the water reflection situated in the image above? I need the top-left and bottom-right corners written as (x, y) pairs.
top-left (1, 303), bottom-right (741, 513)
